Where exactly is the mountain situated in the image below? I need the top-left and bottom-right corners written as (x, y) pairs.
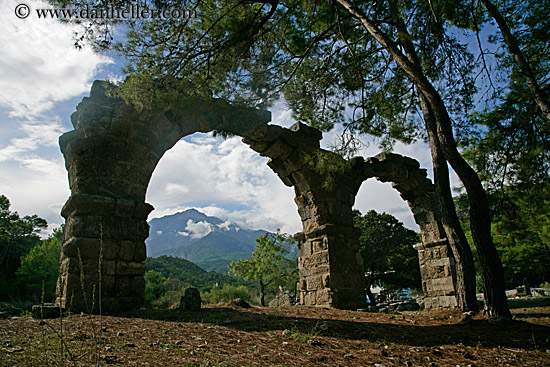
top-left (144, 256), bottom-right (256, 292)
top-left (146, 209), bottom-right (269, 273)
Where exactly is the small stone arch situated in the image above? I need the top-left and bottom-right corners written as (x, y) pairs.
top-left (359, 153), bottom-right (458, 309)
top-left (56, 81), bottom-right (456, 312)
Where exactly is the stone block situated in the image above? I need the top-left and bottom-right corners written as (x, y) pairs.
top-left (116, 277), bottom-right (130, 297)
top-left (431, 277), bottom-right (455, 295)
top-left (134, 242), bottom-right (146, 262)
top-left (303, 291), bottom-right (316, 306)
top-left (103, 260), bottom-right (116, 275)
top-left (179, 287), bottom-right (201, 311)
top-left (269, 291), bottom-right (296, 307)
top-left (119, 241), bottom-right (136, 261)
top-left (61, 193), bottom-right (116, 218)
top-left (422, 295), bottom-right (457, 309)
top-left (322, 274), bottom-right (330, 287)
top-left (261, 139), bottom-right (292, 161)
top-left (315, 289), bottom-right (332, 305)
top-left (297, 241), bottom-right (312, 257)
top-left (130, 276), bottom-right (146, 297)
top-left (133, 202), bottom-right (154, 220)
top-left (301, 251), bottom-right (329, 268)
top-left (246, 140), bottom-right (270, 153)
top-left (288, 122), bottom-right (323, 142)
top-left (306, 275), bottom-right (324, 290)
top-left (60, 256), bottom-right (102, 278)
top-left (423, 280), bottom-right (433, 294)
top-left (62, 237), bottom-right (100, 259)
top-left (305, 264), bottom-right (330, 276)
top-left (311, 240), bottom-right (325, 253)
top-left (284, 148), bottom-right (307, 172)
top-left (102, 275), bottom-right (116, 294)
top-left (32, 304), bottom-right (61, 319)
top-left (115, 199), bottom-right (136, 218)
top-left (116, 261), bottom-right (145, 276)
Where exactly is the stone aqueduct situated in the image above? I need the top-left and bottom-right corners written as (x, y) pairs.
top-left (56, 81), bottom-right (458, 312)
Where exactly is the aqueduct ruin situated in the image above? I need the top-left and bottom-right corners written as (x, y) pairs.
top-left (56, 81), bottom-right (457, 312)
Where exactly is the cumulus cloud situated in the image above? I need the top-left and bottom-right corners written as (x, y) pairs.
top-left (0, 0), bottom-right (112, 117)
top-left (185, 220), bottom-right (214, 239)
top-left (0, 0), bottom-right (113, 235)
top-left (217, 221), bottom-right (232, 231)
top-left (0, 156), bottom-right (69, 234)
top-left (146, 134), bottom-right (301, 234)
top-left (270, 100), bottom-right (295, 128)
top-left (0, 119), bottom-right (65, 162)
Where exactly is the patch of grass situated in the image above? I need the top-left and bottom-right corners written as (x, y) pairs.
top-left (287, 322), bottom-right (322, 343)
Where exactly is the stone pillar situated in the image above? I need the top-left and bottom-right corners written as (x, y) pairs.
top-left (56, 194), bottom-right (153, 313)
top-left (291, 163), bottom-right (366, 310)
top-left (414, 239), bottom-right (458, 309)
top-left (296, 224), bottom-right (365, 309)
top-left (364, 153), bottom-right (459, 309)
top-left (247, 122), bottom-right (366, 310)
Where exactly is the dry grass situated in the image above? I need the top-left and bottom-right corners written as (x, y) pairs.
top-left (1, 304), bottom-right (549, 366)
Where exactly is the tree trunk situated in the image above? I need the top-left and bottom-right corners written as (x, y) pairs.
top-left (386, 1), bottom-right (478, 313)
top-left (336, 0), bottom-right (512, 318)
top-left (419, 93), bottom-right (479, 312)
top-left (259, 280), bottom-right (265, 307)
top-left (480, 0), bottom-right (550, 122)
top-left (428, 95), bottom-right (512, 319)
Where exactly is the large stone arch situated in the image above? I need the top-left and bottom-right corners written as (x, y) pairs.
top-left (56, 81), bottom-right (368, 312)
top-left (57, 81), bottom-right (456, 312)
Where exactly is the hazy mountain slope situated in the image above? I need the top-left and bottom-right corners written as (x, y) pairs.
top-left (146, 209), bottom-right (269, 272)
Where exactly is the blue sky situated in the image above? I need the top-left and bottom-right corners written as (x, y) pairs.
top-left (0, 0), bottom-right (463, 237)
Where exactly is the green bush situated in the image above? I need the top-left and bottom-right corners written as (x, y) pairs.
top-left (15, 237), bottom-right (61, 302)
top-left (154, 278), bottom-right (188, 309)
top-left (144, 270), bottom-right (166, 308)
top-left (203, 284), bottom-right (251, 304)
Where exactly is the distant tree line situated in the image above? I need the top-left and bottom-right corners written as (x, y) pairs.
top-left (0, 195), bottom-right (60, 305)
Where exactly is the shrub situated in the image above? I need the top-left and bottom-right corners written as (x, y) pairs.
top-left (203, 284), bottom-right (251, 304)
top-left (15, 237), bottom-right (61, 302)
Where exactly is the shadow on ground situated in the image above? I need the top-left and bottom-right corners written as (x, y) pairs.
top-left (116, 305), bottom-right (550, 351)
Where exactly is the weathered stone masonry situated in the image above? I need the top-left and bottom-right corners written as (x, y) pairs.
top-left (57, 81), bottom-right (457, 312)
top-left (360, 153), bottom-right (458, 309)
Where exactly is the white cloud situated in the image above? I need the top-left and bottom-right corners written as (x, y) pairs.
top-left (0, 119), bottom-right (65, 162)
top-left (217, 221), bottom-right (232, 231)
top-left (0, 156), bottom-right (69, 236)
top-left (270, 100), bottom-right (295, 128)
top-left (177, 231), bottom-right (189, 237)
top-left (0, 0), bottom-right (113, 236)
top-left (164, 182), bottom-right (189, 196)
top-left (185, 219), bottom-right (214, 239)
top-left (146, 133), bottom-right (301, 234)
top-left (0, 0), bottom-right (112, 117)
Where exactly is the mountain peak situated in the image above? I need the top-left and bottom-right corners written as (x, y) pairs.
top-left (146, 210), bottom-right (270, 272)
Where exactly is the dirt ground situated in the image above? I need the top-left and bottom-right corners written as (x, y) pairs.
top-left (1, 304), bottom-right (549, 367)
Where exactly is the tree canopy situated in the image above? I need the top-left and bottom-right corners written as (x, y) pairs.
top-left (0, 195), bottom-right (47, 301)
top-left (229, 232), bottom-right (297, 306)
top-left (354, 210), bottom-right (420, 305)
